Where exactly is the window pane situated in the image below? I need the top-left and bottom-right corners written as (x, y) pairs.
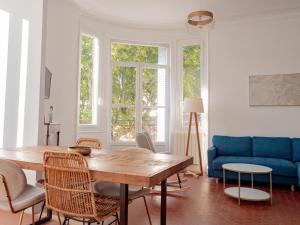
top-left (183, 45), bottom-right (201, 99)
top-left (142, 107), bottom-right (165, 142)
top-left (111, 43), bottom-right (167, 65)
top-left (112, 107), bottom-right (135, 142)
top-left (112, 66), bottom-right (136, 105)
top-left (142, 68), bottom-right (166, 107)
top-left (79, 35), bottom-right (98, 125)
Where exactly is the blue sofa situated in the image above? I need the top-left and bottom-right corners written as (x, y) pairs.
top-left (208, 135), bottom-right (300, 188)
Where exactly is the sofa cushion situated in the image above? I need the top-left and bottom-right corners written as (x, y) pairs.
top-left (212, 135), bottom-right (252, 157)
top-left (293, 138), bottom-right (300, 162)
top-left (252, 137), bottom-right (292, 160)
top-left (212, 156), bottom-right (297, 177)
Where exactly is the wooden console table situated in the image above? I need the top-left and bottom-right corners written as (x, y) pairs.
top-left (44, 123), bottom-right (60, 146)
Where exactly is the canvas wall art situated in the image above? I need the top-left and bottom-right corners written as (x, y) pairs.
top-left (249, 73), bottom-right (300, 106)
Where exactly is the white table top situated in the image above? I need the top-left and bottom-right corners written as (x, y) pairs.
top-left (222, 163), bottom-right (272, 174)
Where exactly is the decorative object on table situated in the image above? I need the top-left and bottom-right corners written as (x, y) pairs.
top-left (223, 163), bottom-right (272, 205)
top-left (184, 98), bottom-right (204, 176)
top-left (136, 132), bottom-right (190, 194)
top-left (249, 73), bottom-right (300, 106)
top-left (68, 146), bottom-right (91, 156)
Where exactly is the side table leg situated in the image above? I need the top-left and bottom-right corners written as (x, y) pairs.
top-left (251, 173), bottom-right (254, 188)
top-left (270, 173), bottom-right (272, 205)
top-left (238, 172), bottom-right (241, 205)
top-left (223, 169), bottom-right (226, 189)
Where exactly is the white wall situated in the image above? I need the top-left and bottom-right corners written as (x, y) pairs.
top-left (209, 13), bottom-right (300, 141)
top-left (0, 0), bottom-right (44, 183)
top-left (44, 0), bottom-right (80, 146)
top-left (45, 0), bottom-right (208, 152)
top-left (45, 1), bottom-right (300, 158)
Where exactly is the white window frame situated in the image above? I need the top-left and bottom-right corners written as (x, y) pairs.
top-left (109, 41), bottom-right (170, 146)
top-left (77, 33), bottom-right (101, 131)
top-left (177, 40), bottom-right (204, 129)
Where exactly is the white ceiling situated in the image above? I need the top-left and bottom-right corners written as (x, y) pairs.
top-left (69, 0), bottom-right (300, 28)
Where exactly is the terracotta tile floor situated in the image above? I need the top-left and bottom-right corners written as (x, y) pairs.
top-left (1, 176), bottom-right (300, 225)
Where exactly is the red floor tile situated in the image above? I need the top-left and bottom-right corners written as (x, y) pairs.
top-left (1, 176), bottom-right (300, 225)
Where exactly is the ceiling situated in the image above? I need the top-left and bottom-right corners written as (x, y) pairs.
top-left (69, 0), bottom-right (300, 29)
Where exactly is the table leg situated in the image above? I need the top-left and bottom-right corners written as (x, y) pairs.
top-left (120, 184), bottom-right (129, 225)
top-left (251, 173), bottom-right (254, 188)
top-left (161, 180), bottom-right (167, 225)
top-left (27, 209), bottom-right (52, 225)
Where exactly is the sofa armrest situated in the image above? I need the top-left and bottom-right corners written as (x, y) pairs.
top-left (208, 146), bottom-right (217, 162)
top-left (207, 146), bottom-right (217, 177)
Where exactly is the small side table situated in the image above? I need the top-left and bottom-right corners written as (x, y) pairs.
top-left (44, 122), bottom-right (61, 146)
top-left (222, 163), bottom-right (272, 205)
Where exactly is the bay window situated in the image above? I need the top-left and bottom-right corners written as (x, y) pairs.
top-left (111, 42), bottom-right (169, 143)
top-left (78, 34), bottom-right (99, 126)
top-left (181, 44), bottom-right (201, 127)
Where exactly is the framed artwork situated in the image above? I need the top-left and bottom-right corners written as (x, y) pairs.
top-left (249, 73), bottom-right (300, 106)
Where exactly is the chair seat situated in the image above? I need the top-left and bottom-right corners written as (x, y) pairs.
top-left (212, 156), bottom-right (297, 177)
top-left (94, 193), bottom-right (120, 220)
top-left (94, 181), bottom-right (150, 200)
top-left (0, 185), bottom-right (44, 212)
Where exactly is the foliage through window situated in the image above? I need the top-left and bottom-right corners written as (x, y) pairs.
top-left (79, 34), bottom-right (99, 125)
top-left (111, 42), bottom-right (168, 143)
top-left (183, 45), bottom-right (201, 99)
top-left (182, 45), bottom-right (201, 126)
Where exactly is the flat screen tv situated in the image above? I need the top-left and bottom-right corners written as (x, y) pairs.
top-left (45, 67), bottom-right (52, 99)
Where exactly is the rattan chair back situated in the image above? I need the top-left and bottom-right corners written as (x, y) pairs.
top-left (76, 138), bottom-right (102, 149)
top-left (43, 151), bottom-right (97, 219)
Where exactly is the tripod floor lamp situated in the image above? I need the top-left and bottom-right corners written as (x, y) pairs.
top-left (184, 98), bottom-right (204, 176)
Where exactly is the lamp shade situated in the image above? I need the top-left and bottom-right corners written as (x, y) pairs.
top-left (183, 98), bottom-right (204, 113)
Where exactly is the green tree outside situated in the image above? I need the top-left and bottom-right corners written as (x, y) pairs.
top-left (79, 41), bottom-right (201, 141)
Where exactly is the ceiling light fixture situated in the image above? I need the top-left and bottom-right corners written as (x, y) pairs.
top-left (187, 10), bottom-right (214, 28)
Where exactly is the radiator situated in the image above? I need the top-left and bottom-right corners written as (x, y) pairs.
top-left (171, 132), bottom-right (208, 166)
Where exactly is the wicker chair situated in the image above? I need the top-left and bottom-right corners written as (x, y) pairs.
top-left (76, 138), bottom-right (102, 149)
top-left (43, 151), bottom-right (120, 225)
top-left (0, 159), bottom-right (45, 225)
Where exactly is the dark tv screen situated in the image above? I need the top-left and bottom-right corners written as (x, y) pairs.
top-left (45, 67), bottom-right (52, 99)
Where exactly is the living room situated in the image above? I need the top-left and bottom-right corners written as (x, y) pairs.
top-left (0, 0), bottom-right (300, 225)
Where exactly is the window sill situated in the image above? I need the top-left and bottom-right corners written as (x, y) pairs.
top-left (111, 142), bottom-right (167, 146)
top-left (77, 124), bottom-right (102, 133)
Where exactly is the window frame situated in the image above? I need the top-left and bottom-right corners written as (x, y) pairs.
top-left (177, 39), bottom-right (204, 129)
top-left (77, 33), bottom-right (101, 132)
top-left (109, 41), bottom-right (170, 146)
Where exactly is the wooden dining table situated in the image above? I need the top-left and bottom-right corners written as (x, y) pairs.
top-left (0, 146), bottom-right (193, 225)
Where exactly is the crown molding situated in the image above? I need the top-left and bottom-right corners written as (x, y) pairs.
top-left (213, 7), bottom-right (300, 28)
